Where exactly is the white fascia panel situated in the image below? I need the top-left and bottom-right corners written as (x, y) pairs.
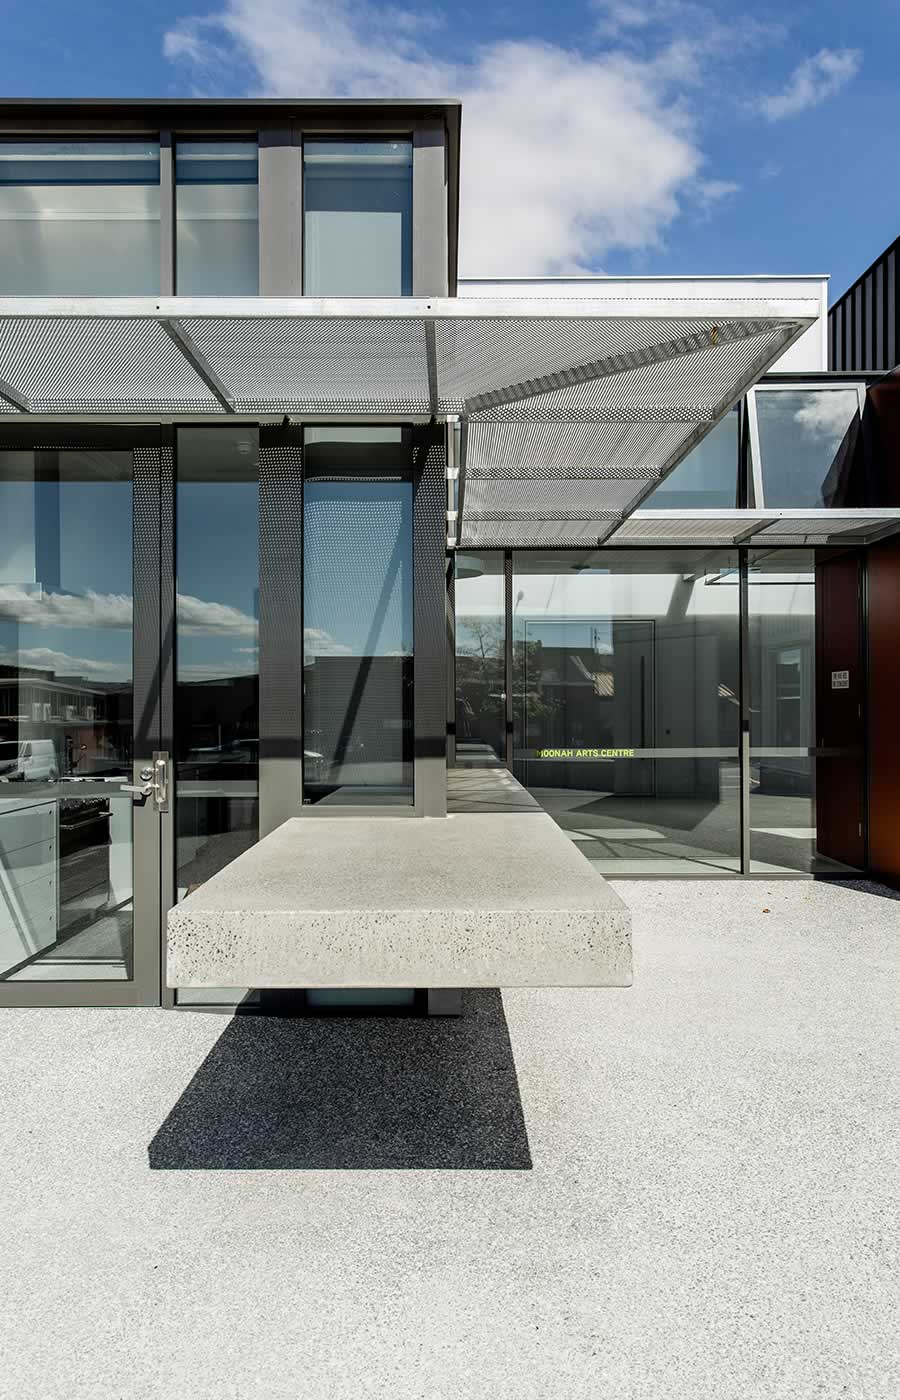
top-left (458, 276), bottom-right (829, 372)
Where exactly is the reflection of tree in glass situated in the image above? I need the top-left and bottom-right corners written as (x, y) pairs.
top-left (456, 614), bottom-right (504, 742)
top-left (514, 639), bottom-right (560, 727)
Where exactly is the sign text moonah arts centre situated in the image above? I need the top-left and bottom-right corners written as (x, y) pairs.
top-left (535, 747), bottom-right (636, 760)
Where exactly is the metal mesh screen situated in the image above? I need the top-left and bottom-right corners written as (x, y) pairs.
top-left (604, 511), bottom-right (900, 547)
top-left (465, 422), bottom-right (669, 481)
top-left (466, 325), bottom-right (792, 424)
top-left (464, 477), bottom-right (648, 521)
top-left (0, 298), bottom-right (815, 546)
top-left (183, 317), bottom-right (432, 415)
top-left (607, 515), bottom-right (761, 545)
top-left (455, 319), bottom-right (801, 546)
top-left (434, 313), bottom-right (786, 410)
top-left (753, 515), bottom-right (876, 540)
top-left (0, 318), bottom-right (222, 413)
top-left (462, 520), bottom-right (621, 546)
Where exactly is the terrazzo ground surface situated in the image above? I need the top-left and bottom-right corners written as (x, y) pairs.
top-left (0, 878), bottom-right (897, 1399)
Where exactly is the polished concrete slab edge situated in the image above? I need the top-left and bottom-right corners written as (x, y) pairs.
top-left (167, 812), bottom-right (633, 991)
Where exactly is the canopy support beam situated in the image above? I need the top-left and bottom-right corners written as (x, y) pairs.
top-left (0, 376), bottom-right (29, 412)
top-left (160, 318), bottom-right (235, 414)
top-left (424, 318), bottom-right (439, 418)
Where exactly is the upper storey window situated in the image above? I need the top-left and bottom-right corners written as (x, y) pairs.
top-left (176, 141), bottom-right (259, 294)
top-left (754, 388), bottom-right (862, 508)
top-left (0, 140), bottom-right (160, 293)
top-left (303, 139), bottom-right (412, 296)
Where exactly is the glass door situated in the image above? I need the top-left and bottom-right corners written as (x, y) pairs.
top-left (747, 547), bottom-right (865, 874)
top-left (0, 428), bottom-right (164, 1005)
top-left (511, 551), bottom-right (742, 875)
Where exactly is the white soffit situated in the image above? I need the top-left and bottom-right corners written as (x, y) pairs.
top-left (0, 295), bottom-right (816, 540)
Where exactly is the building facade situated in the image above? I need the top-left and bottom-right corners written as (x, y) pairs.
top-left (0, 99), bottom-right (897, 1009)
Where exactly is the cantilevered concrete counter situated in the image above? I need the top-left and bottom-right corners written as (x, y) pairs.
top-left (166, 811), bottom-right (632, 991)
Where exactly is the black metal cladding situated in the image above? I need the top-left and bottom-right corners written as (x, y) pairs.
top-left (830, 236), bottom-right (900, 372)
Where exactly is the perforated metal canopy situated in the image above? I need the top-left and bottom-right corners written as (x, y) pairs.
top-left (0, 294), bottom-right (817, 541)
top-left (603, 509), bottom-right (900, 548)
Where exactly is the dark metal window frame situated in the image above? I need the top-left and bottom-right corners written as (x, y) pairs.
top-left (0, 107), bottom-right (453, 299)
top-left (0, 420), bottom-right (166, 1007)
top-left (172, 134), bottom-right (261, 296)
top-left (748, 379), bottom-right (870, 510)
top-left (300, 133), bottom-right (415, 299)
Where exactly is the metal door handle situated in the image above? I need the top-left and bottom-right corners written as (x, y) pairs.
top-left (119, 752), bottom-right (169, 811)
top-left (153, 753), bottom-right (169, 812)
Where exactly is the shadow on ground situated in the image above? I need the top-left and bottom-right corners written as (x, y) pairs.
top-left (149, 989), bottom-right (532, 1171)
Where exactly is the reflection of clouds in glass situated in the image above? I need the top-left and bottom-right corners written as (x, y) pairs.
top-left (793, 394), bottom-right (856, 445)
top-left (0, 585), bottom-right (132, 629)
top-left (0, 645), bottom-right (129, 682)
top-left (0, 584), bottom-right (257, 637)
top-left (177, 593), bottom-right (256, 636)
top-left (303, 626), bottom-right (351, 657)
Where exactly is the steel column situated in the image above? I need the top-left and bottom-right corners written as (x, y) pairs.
top-left (414, 423), bottom-right (448, 816)
top-left (259, 426), bottom-right (304, 834)
top-left (259, 128), bottom-right (302, 295)
top-left (739, 549), bottom-right (751, 874)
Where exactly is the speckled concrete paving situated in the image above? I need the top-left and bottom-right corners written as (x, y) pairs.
top-left (1, 879), bottom-right (898, 1400)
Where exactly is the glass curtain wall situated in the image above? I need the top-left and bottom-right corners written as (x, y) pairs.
top-left (0, 448), bottom-right (135, 981)
top-left (303, 428), bottom-right (414, 806)
top-left (456, 546), bottom-right (868, 876)
top-left (0, 140), bottom-right (160, 293)
top-left (454, 552), bottom-right (506, 767)
top-left (510, 551), bottom-right (741, 874)
top-left (303, 139), bottom-right (413, 296)
top-left (174, 428), bottom-right (259, 899)
top-left (175, 141), bottom-right (259, 294)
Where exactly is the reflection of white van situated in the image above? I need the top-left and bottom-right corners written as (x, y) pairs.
top-left (0, 739), bottom-right (58, 783)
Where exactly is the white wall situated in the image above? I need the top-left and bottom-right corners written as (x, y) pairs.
top-left (458, 275), bottom-right (829, 373)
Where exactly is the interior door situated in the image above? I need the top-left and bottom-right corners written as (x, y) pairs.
top-left (0, 426), bottom-right (164, 1006)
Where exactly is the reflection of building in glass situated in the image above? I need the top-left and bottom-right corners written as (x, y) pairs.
top-left (0, 662), bottom-right (132, 776)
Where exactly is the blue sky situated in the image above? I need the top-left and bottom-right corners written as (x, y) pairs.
top-left (4, 0), bottom-right (900, 298)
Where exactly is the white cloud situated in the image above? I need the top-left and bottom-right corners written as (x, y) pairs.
top-left (164, 0), bottom-right (727, 275)
top-left (794, 393), bottom-right (857, 443)
top-left (176, 593), bottom-right (257, 637)
top-left (591, 2), bottom-right (784, 79)
top-left (0, 646), bottom-right (130, 682)
top-left (591, 1), bottom-right (653, 37)
top-left (303, 626), bottom-right (351, 657)
top-left (0, 586), bottom-right (133, 630)
top-left (0, 585), bottom-right (257, 637)
top-left (760, 47), bottom-right (861, 122)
